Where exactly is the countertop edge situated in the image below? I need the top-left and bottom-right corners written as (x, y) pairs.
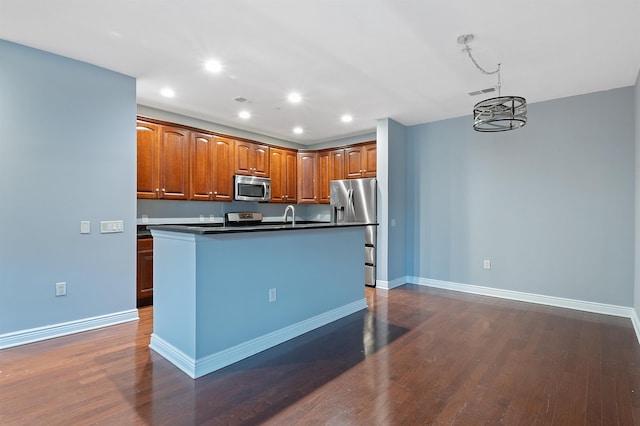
top-left (148, 222), bottom-right (378, 235)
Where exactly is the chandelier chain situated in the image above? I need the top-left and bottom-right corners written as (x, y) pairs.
top-left (461, 42), bottom-right (502, 96)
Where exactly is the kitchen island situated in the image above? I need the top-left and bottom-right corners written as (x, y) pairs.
top-left (148, 222), bottom-right (372, 378)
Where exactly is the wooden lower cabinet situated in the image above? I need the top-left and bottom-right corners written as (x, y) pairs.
top-left (136, 238), bottom-right (153, 307)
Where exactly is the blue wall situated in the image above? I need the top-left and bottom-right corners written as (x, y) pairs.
top-left (376, 118), bottom-right (408, 285)
top-left (407, 87), bottom-right (635, 306)
top-left (0, 40), bottom-right (137, 334)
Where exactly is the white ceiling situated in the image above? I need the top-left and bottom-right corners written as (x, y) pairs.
top-left (1, 1), bottom-right (639, 145)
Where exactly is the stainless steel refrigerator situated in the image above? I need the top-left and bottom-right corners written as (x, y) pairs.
top-left (330, 178), bottom-right (377, 287)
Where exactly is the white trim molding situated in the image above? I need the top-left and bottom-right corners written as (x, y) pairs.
top-left (410, 277), bottom-right (638, 334)
top-left (0, 309), bottom-right (139, 350)
top-left (150, 298), bottom-right (367, 379)
top-left (630, 309), bottom-right (640, 345)
top-left (376, 276), bottom-right (410, 290)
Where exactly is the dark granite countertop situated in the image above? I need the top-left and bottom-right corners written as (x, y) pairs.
top-left (147, 221), bottom-right (376, 235)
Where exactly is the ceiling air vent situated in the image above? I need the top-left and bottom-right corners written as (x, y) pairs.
top-left (468, 87), bottom-right (496, 96)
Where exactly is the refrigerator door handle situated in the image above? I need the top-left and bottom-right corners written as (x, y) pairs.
top-left (347, 188), bottom-right (354, 221)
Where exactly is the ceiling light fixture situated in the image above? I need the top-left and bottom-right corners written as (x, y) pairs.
top-left (238, 110), bottom-right (251, 119)
top-left (341, 114), bottom-right (353, 123)
top-left (293, 126), bottom-right (303, 134)
top-left (160, 87), bottom-right (175, 98)
top-left (287, 92), bottom-right (302, 103)
top-left (457, 34), bottom-right (527, 132)
top-left (204, 59), bottom-right (223, 73)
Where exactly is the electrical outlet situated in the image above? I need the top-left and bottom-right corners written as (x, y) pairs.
top-left (483, 259), bottom-right (491, 270)
top-left (56, 282), bottom-right (67, 296)
top-left (269, 288), bottom-right (277, 302)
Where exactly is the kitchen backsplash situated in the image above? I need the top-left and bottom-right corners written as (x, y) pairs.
top-left (137, 199), bottom-right (331, 223)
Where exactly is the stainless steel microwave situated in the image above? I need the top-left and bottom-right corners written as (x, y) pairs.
top-left (234, 175), bottom-right (271, 202)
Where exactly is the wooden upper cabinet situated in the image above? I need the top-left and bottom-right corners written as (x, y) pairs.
top-left (137, 121), bottom-right (160, 199)
top-left (159, 126), bottom-right (190, 199)
top-left (235, 140), bottom-right (269, 177)
top-left (297, 152), bottom-right (318, 204)
top-left (189, 132), bottom-right (214, 201)
top-left (330, 149), bottom-right (346, 181)
top-left (318, 151), bottom-right (331, 204)
top-left (362, 143), bottom-right (377, 178)
top-left (211, 137), bottom-right (235, 201)
top-left (190, 134), bottom-right (235, 202)
top-left (345, 142), bottom-right (376, 179)
top-left (270, 148), bottom-right (297, 203)
top-left (137, 121), bottom-right (189, 200)
top-left (317, 148), bottom-right (345, 204)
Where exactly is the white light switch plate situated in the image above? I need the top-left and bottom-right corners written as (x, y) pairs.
top-left (100, 220), bottom-right (124, 233)
top-left (80, 221), bottom-right (91, 234)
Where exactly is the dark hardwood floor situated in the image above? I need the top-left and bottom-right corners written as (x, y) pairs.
top-left (2, 284), bottom-right (640, 425)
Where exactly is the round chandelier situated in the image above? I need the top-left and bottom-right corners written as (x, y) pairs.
top-left (458, 34), bottom-right (527, 132)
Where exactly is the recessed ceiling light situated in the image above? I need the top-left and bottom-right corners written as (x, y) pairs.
top-left (204, 59), bottom-right (223, 73)
top-left (160, 88), bottom-right (175, 98)
top-left (293, 126), bottom-right (304, 134)
top-left (287, 92), bottom-right (302, 103)
top-left (341, 114), bottom-right (353, 123)
top-left (238, 110), bottom-right (251, 119)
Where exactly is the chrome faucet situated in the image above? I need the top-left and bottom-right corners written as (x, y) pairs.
top-left (284, 204), bottom-right (296, 226)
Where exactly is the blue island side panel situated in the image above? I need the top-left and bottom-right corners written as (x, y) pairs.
top-left (194, 227), bottom-right (365, 357)
top-left (152, 232), bottom-right (197, 358)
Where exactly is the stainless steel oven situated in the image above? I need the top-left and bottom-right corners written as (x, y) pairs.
top-left (234, 175), bottom-right (271, 202)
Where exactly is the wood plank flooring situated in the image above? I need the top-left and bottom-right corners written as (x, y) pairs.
top-left (2, 284), bottom-right (640, 425)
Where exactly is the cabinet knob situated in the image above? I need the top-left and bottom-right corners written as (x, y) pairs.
top-left (155, 188), bottom-right (159, 192)
top-left (209, 192), bottom-right (213, 195)
top-left (162, 188), bottom-right (165, 192)
top-left (363, 169), bottom-right (367, 173)
top-left (214, 191), bottom-right (217, 195)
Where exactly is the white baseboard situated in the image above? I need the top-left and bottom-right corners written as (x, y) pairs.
top-left (376, 276), bottom-right (410, 290)
top-left (150, 298), bottom-right (368, 379)
top-left (410, 277), bottom-right (635, 318)
top-left (630, 309), bottom-right (640, 345)
top-left (409, 277), bottom-right (640, 343)
top-left (0, 309), bottom-right (139, 349)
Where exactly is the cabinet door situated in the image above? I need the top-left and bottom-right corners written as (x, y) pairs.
top-left (136, 238), bottom-right (153, 307)
top-left (254, 144), bottom-right (270, 177)
top-left (297, 152), bottom-right (317, 204)
top-left (212, 137), bottom-right (235, 201)
top-left (234, 140), bottom-right (254, 175)
top-left (344, 146), bottom-right (364, 178)
top-left (284, 149), bottom-right (297, 203)
top-left (330, 149), bottom-right (345, 181)
top-left (269, 148), bottom-right (286, 202)
top-left (189, 132), bottom-right (214, 201)
top-left (159, 126), bottom-right (189, 199)
top-left (362, 143), bottom-right (377, 178)
top-left (318, 151), bottom-right (331, 204)
top-left (137, 121), bottom-right (160, 199)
